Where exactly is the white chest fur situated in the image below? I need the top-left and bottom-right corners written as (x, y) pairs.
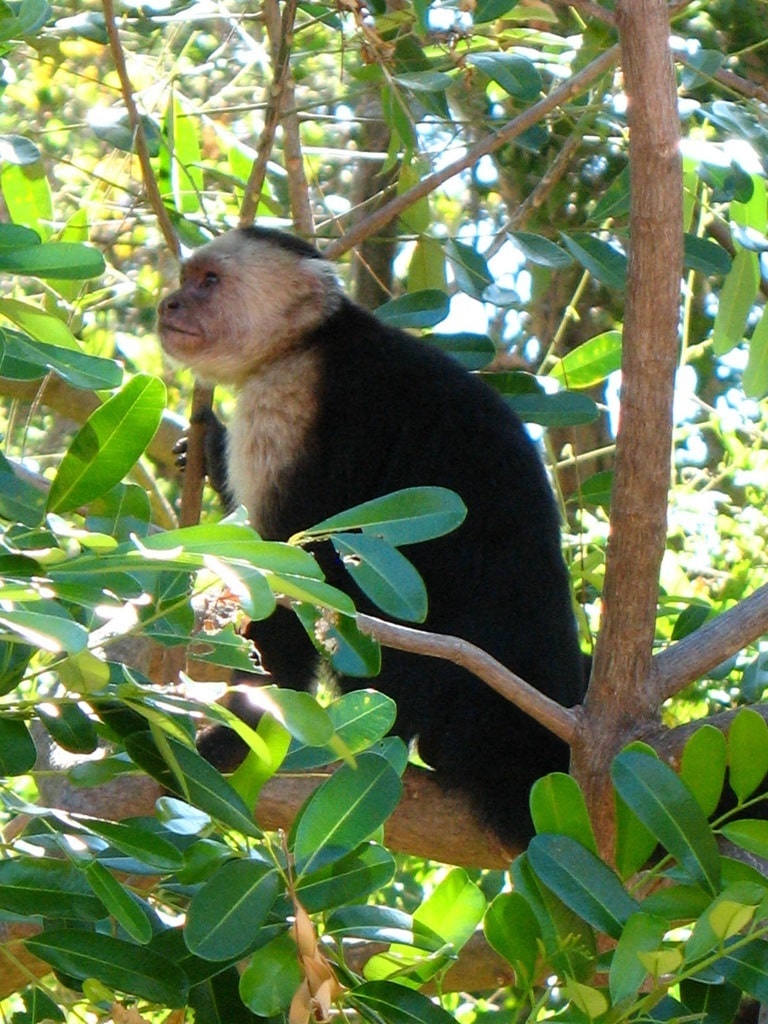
top-left (227, 348), bottom-right (321, 536)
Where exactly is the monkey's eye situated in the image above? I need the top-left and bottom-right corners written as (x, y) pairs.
top-left (203, 271), bottom-right (219, 288)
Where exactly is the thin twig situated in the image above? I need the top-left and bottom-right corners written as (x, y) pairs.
top-left (651, 582), bottom-right (768, 704)
top-left (239, 0), bottom-right (300, 227)
top-left (102, 0), bottom-right (179, 257)
top-left (263, 0), bottom-right (313, 235)
top-left (356, 613), bottom-right (580, 744)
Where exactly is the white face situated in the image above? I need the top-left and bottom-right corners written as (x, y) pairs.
top-left (157, 230), bottom-right (341, 386)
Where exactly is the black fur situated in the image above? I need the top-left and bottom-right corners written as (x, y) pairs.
top-left (161, 229), bottom-right (588, 845)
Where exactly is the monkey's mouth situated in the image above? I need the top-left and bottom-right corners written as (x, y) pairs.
top-left (157, 320), bottom-right (203, 351)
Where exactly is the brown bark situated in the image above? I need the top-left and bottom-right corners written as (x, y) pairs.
top-left (573, 0), bottom-right (683, 858)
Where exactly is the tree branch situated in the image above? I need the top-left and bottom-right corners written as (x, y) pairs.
top-left (357, 614), bottom-right (579, 743)
top-left (650, 582), bottom-right (768, 703)
top-left (239, 0), bottom-right (300, 228)
top-left (574, 0), bottom-right (682, 855)
top-left (323, 45), bottom-right (619, 259)
top-left (102, 0), bottom-right (179, 257)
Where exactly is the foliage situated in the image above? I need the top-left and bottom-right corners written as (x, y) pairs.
top-left (1, 0), bottom-right (768, 1021)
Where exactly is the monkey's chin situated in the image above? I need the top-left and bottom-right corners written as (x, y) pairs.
top-left (158, 324), bottom-right (203, 359)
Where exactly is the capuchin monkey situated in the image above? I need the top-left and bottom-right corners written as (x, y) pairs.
top-left (157, 226), bottom-right (588, 844)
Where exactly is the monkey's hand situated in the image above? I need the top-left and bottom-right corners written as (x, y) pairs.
top-left (172, 407), bottom-right (234, 510)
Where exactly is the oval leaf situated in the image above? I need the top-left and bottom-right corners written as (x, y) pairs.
top-left (333, 532), bottom-right (427, 622)
top-left (484, 891), bottom-right (541, 986)
top-left (680, 724), bottom-right (727, 817)
top-left (0, 241), bottom-right (104, 280)
top-left (375, 290), bottom-right (450, 329)
top-left (528, 834), bottom-right (638, 939)
top-left (549, 331), bottom-right (622, 390)
top-left (303, 487), bottom-right (467, 546)
top-left (293, 752), bottom-right (403, 876)
top-left (559, 233), bottom-right (627, 290)
top-left (612, 750), bottom-right (721, 893)
top-left (530, 772), bottom-right (597, 852)
top-left (185, 860), bottom-right (281, 960)
top-left (47, 375), bottom-right (166, 514)
top-left (25, 931), bottom-right (188, 1006)
top-left (239, 931), bottom-right (303, 1016)
top-left (82, 862), bottom-right (153, 944)
top-left (728, 707), bottom-right (768, 802)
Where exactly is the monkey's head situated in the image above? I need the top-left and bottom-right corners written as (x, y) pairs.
top-left (157, 227), bottom-right (341, 386)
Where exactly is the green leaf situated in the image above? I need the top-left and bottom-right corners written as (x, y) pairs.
top-left (715, 938), bottom-right (768, 1003)
top-left (683, 234), bottom-right (732, 276)
top-left (296, 843), bottom-right (396, 912)
top-left (325, 905), bottom-right (440, 948)
top-left (484, 891), bottom-right (541, 987)
top-left (680, 48), bottom-right (724, 90)
top-left (303, 487), bottom-right (467, 546)
top-left (82, 818), bottom-right (184, 871)
top-left (82, 862), bottom-right (153, 944)
top-left (527, 834), bottom-right (638, 939)
top-left (471, 53), bottom-right (542, 100)
top-left (424, 332), bottom-right (495, 370)
top-left (164, 93), bottom-right (203, 215)
top-left (744, 304), bottom-right (768, 398)
top-left (510, 230), bottom-right (573, 268)
top-left (284, 690), bottom-right (397, 771)
top-left (333, 532), bottom-right (427, 622)
top-left (680, 724), bottom-right (727, 817)
top-left (392, 71), bottom-right (453, 93)
top-left (303, 606), bottom-right (382, 678)
top-left (0, 241), bottom-right (104, 279)
top-left (350, 980), bottom-right (459, 1024)
top-left (89, 110), bottom-right (162, 157)
top-left (160, 738), bottom-right (263, 839)
top-left (679, 979), bottom-right (742, 1024)
top-left (590, 166), bottom-right (631, 222)
top-left (293, 752), bottom-right (403, 876)
top-left (445, 238), bottom-right (493, 300)
top-left (712, 248), bottom-right (759, 355)
top-left (577, 470), bottom-right (613, 510)
top-left (0, 857), bottom-right (104, 919)
top-left (46, 375), bottom-right (166, 514)
top-left (512, 852), bottom-right (596, 982)
top-left (36, 701), bottom-right (98, 754)
top-left (407, 235), bottom-right (447, 293)
top-left (185, 860), bottom-right (281, 960)
top-left (472, 0), bottom-right (521, 21)
top-left (1, 163), bottom-right (53, 235)
top-left (559, 233), bottom-right (628, 290)
top-left (549, 331), bottom-right (622, 389)
top-left (728, 708), bottom-right (768, 802)
top-left (671, 601), bottom-right (711, 641)
top-left (0, 604), bottom-right (88, 654)
top-left (609, 912), bottom-right (667, 1003)
top-left (141, 523), bottom-right (323, 575)
top-left (239, 931), bottom-right (302, 1016)
top-left (0, 717), bottom-right (36, 774)
top-left (25, 931), bottom-right (188, 1006)
top-left (375, 290), bottom-right (450, 329)
top-left (530, 772), bottom-right (597, 852)
top-left (612, 750), bottom-right (721, 893)
top-left (0, 328), bottom-right (122, 390)
top-left (720, 820), bottom-right (768, 859)
top-left (507, 390), bottom-right (600, 427)
top-left (415, 867), bottom-right (485, 951)
top-left (0, 223), bottom-right (40, 246)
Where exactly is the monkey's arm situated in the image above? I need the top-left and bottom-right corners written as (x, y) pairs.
top-left (173, 407), bottom-right (234, 510)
